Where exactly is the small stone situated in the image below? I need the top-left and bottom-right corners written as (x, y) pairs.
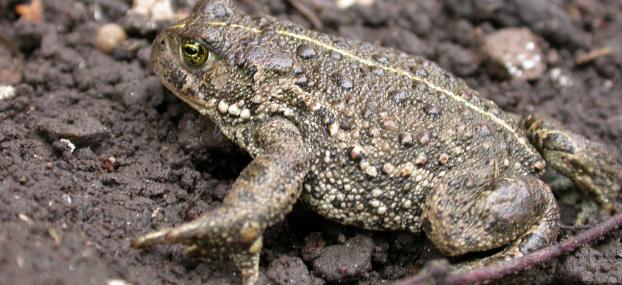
top-left (102, 157), bottom-right (117, 173)
top-left (128, 0), bottom-right (176, 22)
top-left (37, 113), bottom-right (109, 147)
top-left (482, 28), bottom-right (545, 80)
top-left (312, 235), bottom-right (374, 283)
top-left (96, 23), bottom-right (127, 54)
top-left (267, 256), bottom-right (314, 285)
top-left (0, 85), bottom-right (16, 100)
top-left (302, 232), bottom-right (326, 261)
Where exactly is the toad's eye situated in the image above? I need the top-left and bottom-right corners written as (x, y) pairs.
top-left (181, 39), bottom-right (210, 68)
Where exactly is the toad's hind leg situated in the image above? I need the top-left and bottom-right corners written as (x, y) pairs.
top-left (522, 114), bottom-right (622, 215)
top-left (132, 117), bottom-right (309, 285)
top-left (423, 173), bottom-right (559, 267)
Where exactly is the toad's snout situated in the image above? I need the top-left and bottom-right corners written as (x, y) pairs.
top-left (150, 33), bottom-right (170, 78)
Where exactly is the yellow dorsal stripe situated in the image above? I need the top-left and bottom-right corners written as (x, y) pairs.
top-left (206, 21), bottom-right (535, 155)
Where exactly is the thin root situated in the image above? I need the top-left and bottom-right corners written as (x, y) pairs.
top-left (395, 211), bottom-right (622, 285)
top-left (285, 0), bottom-right (323, 30)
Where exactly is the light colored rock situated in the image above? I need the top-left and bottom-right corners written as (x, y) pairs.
top-left (482, 28), bottom-right (546, 81)
top-left (0, 85), bottom-right (15, 100)
top-left (96, 23), bottom-right (127, 54)
top-left (129, 0), bottom-right (176, 22)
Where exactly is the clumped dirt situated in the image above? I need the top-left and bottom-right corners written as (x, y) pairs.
top-left (1, 0), bottom-right (622, 284)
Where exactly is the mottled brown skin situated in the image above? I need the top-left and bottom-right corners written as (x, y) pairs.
top-left (132, 1), bottom-right (622, 284)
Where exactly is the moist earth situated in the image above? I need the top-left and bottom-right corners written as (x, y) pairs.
top-left (1, 0), bottom-right (622, 284)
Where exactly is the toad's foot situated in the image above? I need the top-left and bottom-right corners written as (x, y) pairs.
top-left (523, 114), bottom-right (622, 222)
top-left (132, 118), bottom-right (309, 285)
top-left (424, 172), bottom-right (559, 269)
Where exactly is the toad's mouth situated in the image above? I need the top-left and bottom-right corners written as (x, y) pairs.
top-left (168, 85), bottom-right (211, 115)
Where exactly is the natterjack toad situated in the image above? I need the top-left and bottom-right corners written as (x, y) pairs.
top-left (132, 1), bottom-right (622, 284)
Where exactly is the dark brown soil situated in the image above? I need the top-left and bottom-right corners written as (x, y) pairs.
top-left (1, 0), bottom-right (622, 284)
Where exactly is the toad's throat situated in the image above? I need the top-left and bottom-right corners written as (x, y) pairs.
top-left (202, 20), bottom-right (536, 156)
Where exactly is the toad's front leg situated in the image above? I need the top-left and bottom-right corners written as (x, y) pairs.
top-left (132, 117), bottom-right (309, 285)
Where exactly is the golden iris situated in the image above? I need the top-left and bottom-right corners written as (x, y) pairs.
top-left (181, 39), bottom-right (208, 67)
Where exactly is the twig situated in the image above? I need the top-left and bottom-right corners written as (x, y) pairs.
top-left (575, 47), bottom-right (612, 65)
top-left (285, 0), bottom-right (323, 30)
top-left (395, 212), bottom-right (622, 285)
top-left (606, 115), bottom-right (622, 124)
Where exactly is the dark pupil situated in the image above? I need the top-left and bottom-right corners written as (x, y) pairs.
top-left (185, 45), bottom-right (198, 56)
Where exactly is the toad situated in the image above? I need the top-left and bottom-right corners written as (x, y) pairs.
top-left (132, 1), bottom-right (622, 284)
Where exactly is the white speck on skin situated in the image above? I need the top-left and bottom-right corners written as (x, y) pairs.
top-left (377, 206), bottom-right (387, 214)
top-left (240, 108), bottom-right (251, 119)
top-left (371, 188), bottom-right (382, 197)
top-left (218, 101), bottom-right (229, 113)
top-left (228, 104), bottom-right (241, 116)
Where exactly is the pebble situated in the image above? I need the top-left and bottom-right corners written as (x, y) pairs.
top-left (445, 0), bottom-right (588, 48)
top-left (267, 256), bottom-right (322, 285)
top-left (312, 235), bottom-right (374, 282)
top-left (301, 232), bottom-right (326, 262)
top-left (482, 28), bottom-right (545, 80)
top-left (0, 85), bottom-right (16, 100)
top-left (37, 113), bottom-right (109, 147)
top-left (129, 0), bottom-right (176, 22)
top-left (96, 23), bottom-right (127, 54)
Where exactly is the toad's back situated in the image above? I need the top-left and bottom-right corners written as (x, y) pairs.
top-left (203, 14), bottom-right (544, 232)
